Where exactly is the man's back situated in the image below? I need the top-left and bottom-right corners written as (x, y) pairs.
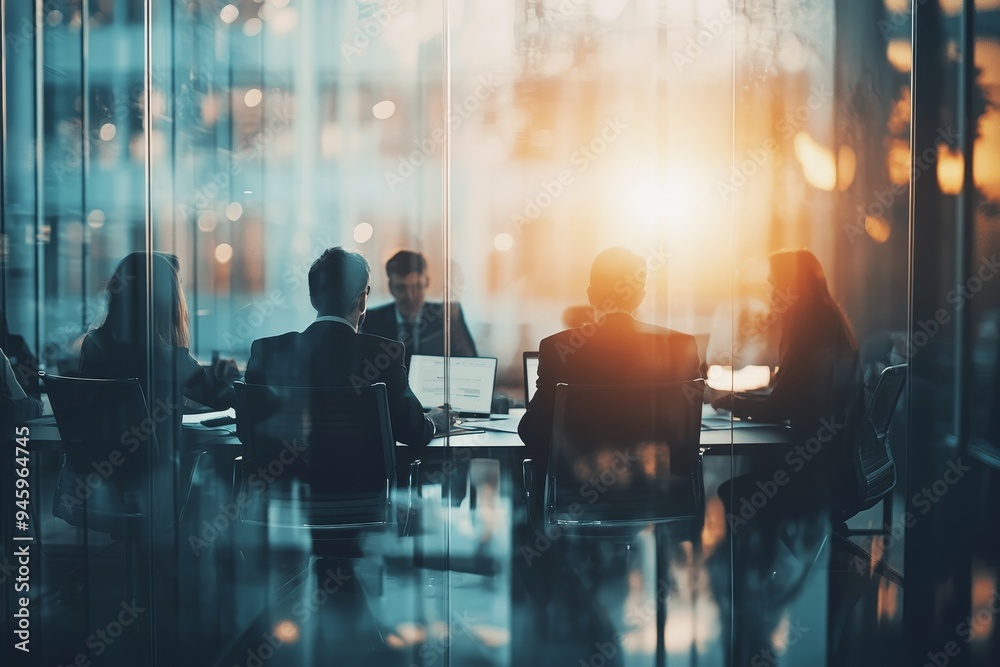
top-left (518, 313), bottom-right (701, 461)
top-left (246, 321), bottom-right (433, 446)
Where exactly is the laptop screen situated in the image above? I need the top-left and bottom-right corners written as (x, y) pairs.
top-left (408, 355), bottom-right (497, 415)
top-left (524, 352), bottom-right (540, 403)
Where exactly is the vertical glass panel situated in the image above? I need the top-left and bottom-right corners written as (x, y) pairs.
top-left (729, 0), bottom-right (910, 664)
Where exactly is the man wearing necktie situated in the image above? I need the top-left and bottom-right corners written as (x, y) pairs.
top-left (362, 250), bottom-right (478, 368)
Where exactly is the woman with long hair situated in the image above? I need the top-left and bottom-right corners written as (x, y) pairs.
top-left (78, 251), bottom-right (236, 409)
top-left (54, 252), bottom-right (236, 526)
top-left (713, 248), bottom-right (864, 439)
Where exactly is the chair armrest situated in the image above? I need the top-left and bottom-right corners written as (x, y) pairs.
top-left (232, 455), bottom-right (243, 503)
top-left (522, 459), bottom-right (535, 526)
top-left (409, 460), bottom-right (422, 498)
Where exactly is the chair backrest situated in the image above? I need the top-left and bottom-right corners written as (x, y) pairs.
top-left (234, 381), bottom-right (396, 524)
top-left (866, 363), bottom-right (907, 438)
top-left (851, 364), bottom-right (907, 513)
top-left (547, 380), bottom-right (705, 525)
top-left (41, 372), bottom-right (156, 476)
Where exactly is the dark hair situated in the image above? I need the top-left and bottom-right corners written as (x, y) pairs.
top-left (589, 247), bottom-right (647, 310)
top-left (385, 250), bottom-right (427, 278)
top-left (770, 248), bottom-right (857, 350)
top-left (309, 247), bottom-right (371, 316)
top-left (97, 251), bottom-right (190, 348)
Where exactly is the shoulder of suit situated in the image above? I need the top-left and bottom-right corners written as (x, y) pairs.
top-left (252, 330), bottom-right (299, 349)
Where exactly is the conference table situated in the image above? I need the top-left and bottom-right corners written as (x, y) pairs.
top-left (22, 405), bottom-right (793, 455)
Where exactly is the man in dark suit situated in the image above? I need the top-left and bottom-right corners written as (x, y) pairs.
top-left (518, 247), bottom-right (702, 467)
top-left (246, 247), bottom-right (449, 447)
top-left (362, 250), bottom-right (477, 368)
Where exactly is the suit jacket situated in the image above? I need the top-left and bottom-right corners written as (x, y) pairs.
top-left (362, 301), bottom-right (477, 367)
top-left (245, 320), bottom-right (434, 447)
top-left (518, 313), bottom-right (702, 464)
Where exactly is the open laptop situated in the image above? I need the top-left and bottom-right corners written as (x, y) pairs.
top-left (523, 351), bottom-right (540, 404)
top-left (408, 355), bottom-right (498, 419)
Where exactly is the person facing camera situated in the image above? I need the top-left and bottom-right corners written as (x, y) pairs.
top-left (361, 250), bottom-right (477, 368)
top-left (518, 247), bottom-right (702, 470)
top-left (245, 247), bottom-right (449, 446)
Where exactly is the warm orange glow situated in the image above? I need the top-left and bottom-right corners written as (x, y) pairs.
top-left (937, 145), bottom-right (964, 195)
top-left (837, 145), bottom-right (857, 191)
top-left (700, 496), bottom-right (726, 552)
top-left (706, 365), bottom-right (771, 392)
top-left (974, 109), bottom-right (1000, 201)
top-left (887, 40), bottom-right (912, 73)
top-left (889, 87), bottom-right (911, 136)
top-left (865, 216), bottom-right (892, 243)
top-left (793, 132), bottom-right (837, 191)
top-left (977, 39), bottom-right (1000, 87)
top-left (883, 0), bottom-right (909, 12)
top-left (887, 139), bottom-right (911, 186)
top-left (272, 620), bottom-right (299, 643)
top-left (215, 243), bottom-right (234, 264)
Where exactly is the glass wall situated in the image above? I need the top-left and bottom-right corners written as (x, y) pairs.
top-left (0, 1), bottom-right (944, 666)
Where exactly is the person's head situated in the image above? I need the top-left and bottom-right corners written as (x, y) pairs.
top-left (309, 247), bottom-right (371, 325)
top-left (100, 251), bottom-right (190, 347)
top-left (587, 247), bottom-right (647, 315)
top-left (768, 248), bottom-right (856, 346)
top-left (767, 249), bottom-right (829, 309)
top-left (385, 250), bottom-right (430, 319)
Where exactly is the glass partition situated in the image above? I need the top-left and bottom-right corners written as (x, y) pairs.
top-left (0, 1), bottom-right (938, 666)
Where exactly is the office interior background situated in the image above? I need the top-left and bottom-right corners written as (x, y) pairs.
top-left (1, 0), bottom-right (1000, 665)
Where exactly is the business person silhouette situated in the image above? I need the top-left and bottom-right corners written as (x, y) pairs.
top-left (77, 252), bottom-right (238, 411)
top-left (518, 247), bottom-right (702, 470)
top-left (361, 250), bottom-right (477, 367)
top-left (245, 247), bottom-right (449, 447)
top-left (55, 252), bottom-right (237, 526)
top-left (711, 249), bottom-right (863, 445)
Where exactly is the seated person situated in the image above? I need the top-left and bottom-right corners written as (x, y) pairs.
top-left (518, 247), bottom-right (702, 471)
top-left (362, 250), bottom-right (477, 368)
top-left (710, 249), bottom-right (863, 441)
top-left (1, 346), bottom-right (43, 424)
top-left (246, 247), bottom-right (449, 447)
top-left (78, 252), bottom-right (238, 412)
top-left (56, 252), bottom-right (237, 525)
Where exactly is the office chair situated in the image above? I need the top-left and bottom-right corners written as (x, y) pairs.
top-left (521, 380), bottom-right (706, 666)
top-left (232, 381), bottom-right (398, 541)
top-left (42, 372), bottom-right (204, 602)
top-left (839, 363), bottom-right (907, 532)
